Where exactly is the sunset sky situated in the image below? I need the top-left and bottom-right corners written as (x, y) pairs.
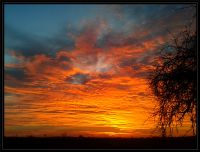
top-left (4, 4), bottom-right (196, 137)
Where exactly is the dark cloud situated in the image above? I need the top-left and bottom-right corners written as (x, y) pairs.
top-left (4, 67), bottom-right (32, 88)
top-left (95, 26), bottom-right (164, 50)
top-left (5, 67), bottom-right (29, 81)
top-left (120, 49), bottom-right (160, 69)
top-left (120, 58), bottom-right (137, 67)
top-left (95, 30), bottom-right (141, 49)
top-left (132, 65), bottom-right (141, 70)
top-left (98, 73), bottom-right (113, 79)
top-left (5, 25), bottom-right (75, 57)
top-left (134, 70), bottom-right (151, 79)
top-left (58, 55), bottom-right (71, 62)
top-left (27, 54), bottom-right (72, 75)
top-left (123, 4), bottom-right (194, 26)
top-left (65, 73), bottom-right (90, 85)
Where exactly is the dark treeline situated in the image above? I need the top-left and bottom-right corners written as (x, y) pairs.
top-left (3, 136), bottom-right (197, 149)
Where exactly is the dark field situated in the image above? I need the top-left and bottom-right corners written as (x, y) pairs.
top-left (3, 136), bottom-right (197, 149)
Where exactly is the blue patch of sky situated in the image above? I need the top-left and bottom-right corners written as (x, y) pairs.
top-left (4, 4), bottom-right (99, 37)
top-left (5, 53), bottom-right (19, 64)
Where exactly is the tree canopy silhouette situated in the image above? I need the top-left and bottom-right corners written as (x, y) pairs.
top-left (148, 27), bottom-right (197, 137)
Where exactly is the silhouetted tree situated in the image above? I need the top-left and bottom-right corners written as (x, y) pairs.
top-left (148, 26), bottom-right (197, 137)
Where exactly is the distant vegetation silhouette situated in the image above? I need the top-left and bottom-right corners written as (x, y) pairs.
top-left (4, 136), bottom-right (197, 149)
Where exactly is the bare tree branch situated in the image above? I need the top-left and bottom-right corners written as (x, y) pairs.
top-left (148, 25), bottom-right (197, 137)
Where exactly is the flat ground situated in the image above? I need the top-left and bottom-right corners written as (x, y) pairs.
top-left (3, 136), bottom-right (197, 149)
